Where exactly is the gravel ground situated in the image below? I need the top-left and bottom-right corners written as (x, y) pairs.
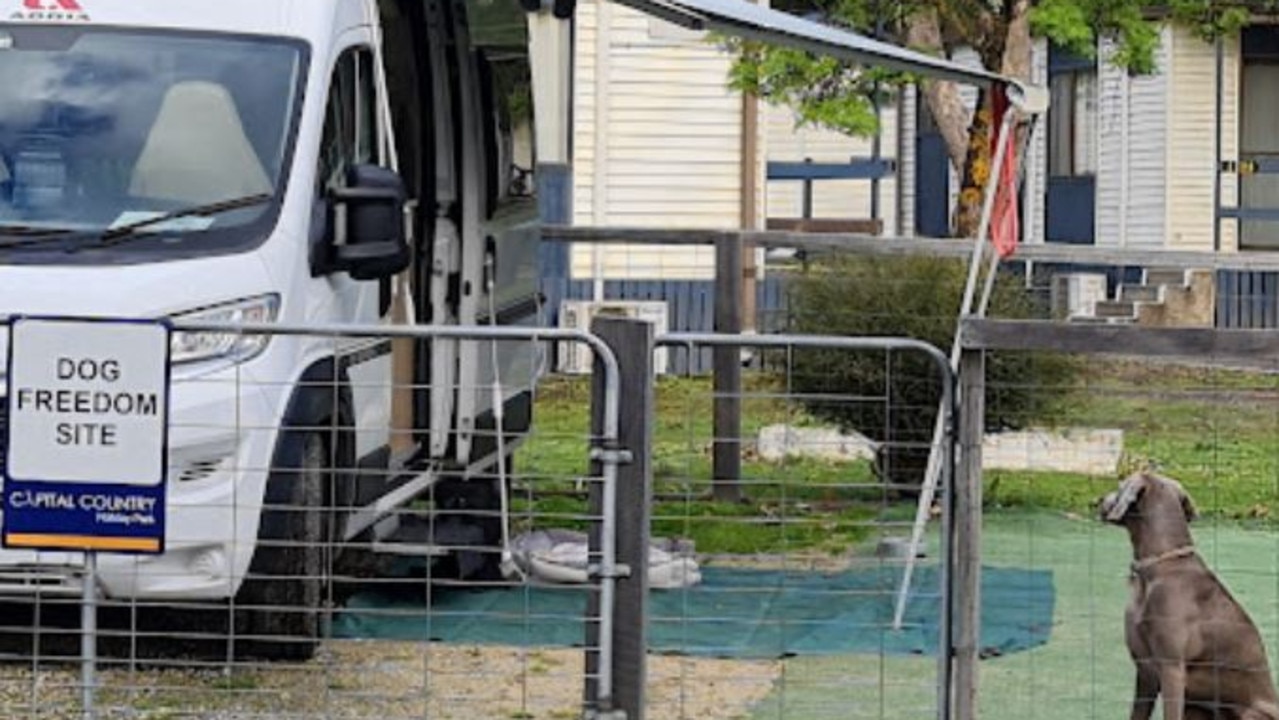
top-left (0, 640), bottom-right (780, 719)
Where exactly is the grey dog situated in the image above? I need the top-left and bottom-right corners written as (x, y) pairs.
top-left (1100, 471), bottom-right (1279, 719)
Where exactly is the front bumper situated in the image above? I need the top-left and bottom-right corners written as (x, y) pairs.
top-left (0, 365), bottom-right (280, 601)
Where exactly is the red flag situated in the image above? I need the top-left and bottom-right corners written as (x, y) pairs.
top-left (24, 0), bottom-right (82, 9)
top-left (988, 86), bottom-right (1019, 259)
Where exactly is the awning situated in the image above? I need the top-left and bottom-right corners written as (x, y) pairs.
top-left (610, 0), bottom-right (1048, 113)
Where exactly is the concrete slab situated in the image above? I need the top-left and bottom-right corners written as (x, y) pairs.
top-left (756, 424), bottom-right (877, 462)
top-left (982, 428), bottom-right (1124, 476)
top-left (756, 424), bottom-right (1125, 476)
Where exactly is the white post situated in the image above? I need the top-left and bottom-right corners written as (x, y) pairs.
top-left (591, 0), bottom-right (611, 302)
top-left (81, 552), bottom-right (98, 720)
top-left (529, 10), bottom-right (573, 170)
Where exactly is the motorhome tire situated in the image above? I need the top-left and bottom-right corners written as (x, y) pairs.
top-left (235, 431), bottom-right (333, 661)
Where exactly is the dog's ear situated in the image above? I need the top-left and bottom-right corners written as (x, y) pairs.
top-left (1182, 491), bottom-right (1199, 522)
top-left (1164, 475), bottom-right (1199, 522)
top-left (1105, 473), bottom-right (1148, 522)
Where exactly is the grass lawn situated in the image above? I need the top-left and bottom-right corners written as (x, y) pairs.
top-left (515, 373), bottom-right (884, 557)
top-left (517, 359), bottom-right (1279, 557)
top-left (984, 359), bottom-right (1279, 521)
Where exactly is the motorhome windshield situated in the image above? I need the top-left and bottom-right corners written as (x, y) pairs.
top-left (0, 26), bottom-right (305, 260)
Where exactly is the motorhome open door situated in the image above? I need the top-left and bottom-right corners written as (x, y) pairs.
top-left (453, 0), bottom-right (543, 465)
top-left (419, 0), bottom-right (462, 459)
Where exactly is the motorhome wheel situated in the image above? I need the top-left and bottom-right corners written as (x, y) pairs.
top-left (235, 431), bottom-right (334, 660)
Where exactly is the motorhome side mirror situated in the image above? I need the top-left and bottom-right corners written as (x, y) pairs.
top-left (326, 164), bottom-right (410, 281)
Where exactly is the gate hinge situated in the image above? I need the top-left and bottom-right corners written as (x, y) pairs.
top-left (587, 563), bottom-right (632, 580)
top-left (589, 445), bottom-right (634, 465)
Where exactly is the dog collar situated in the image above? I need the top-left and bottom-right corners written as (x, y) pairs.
top-left (1130, 546), bottom-right (1196, 576)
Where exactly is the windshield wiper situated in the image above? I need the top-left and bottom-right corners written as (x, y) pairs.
top-left (0, 194), bottom-right (274, 253)
top-left (64, 193), bottom-right (275, 252)
top-left (0, 224), bottom-right (77, 240)
top-left (0, 224), bottom-right (80, 250)
top-left (103, 193), bottom-right (273, 242)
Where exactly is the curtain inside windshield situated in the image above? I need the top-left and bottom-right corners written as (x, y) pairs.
top-left (0, 27), bottom-right (302, 233)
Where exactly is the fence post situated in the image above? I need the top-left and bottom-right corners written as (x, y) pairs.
top-left (801, 157), bottom-right (814, 220)
top-left (713, 233), bottom-right (744, 502)
top-left (954, 346), bottom-right (985, 720)
top-left (585, 316), bottom-right (654, 719)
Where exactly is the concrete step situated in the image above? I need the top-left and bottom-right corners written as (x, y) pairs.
top-left (1068, 314), bottom-right (1135, 325)
top-left (1144, 268), bottom-right (1189, 287)
top-left (1118, 284), bottom-right (1160, 303)
top-left (1094, 300), bottom-right (1137, 319)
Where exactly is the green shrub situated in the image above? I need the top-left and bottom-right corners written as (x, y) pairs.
top-left (784, 255), bottom-right (1079, 490)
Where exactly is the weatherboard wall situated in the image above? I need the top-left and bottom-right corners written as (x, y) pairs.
top-left (570, 0), bottom-right (748, 280)
top-left (1166, 24), bottom-right (1239, 251)
top-left (764, 101), bottom-right (900, 237)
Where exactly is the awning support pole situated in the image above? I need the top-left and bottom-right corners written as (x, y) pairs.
top-left (893, 104), bottom-right (1016, 631)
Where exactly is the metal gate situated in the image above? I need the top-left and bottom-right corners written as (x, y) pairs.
top-left (0, 318), bottom-right (962, 720)
top-left (579, 319), bottom-right (959, 720)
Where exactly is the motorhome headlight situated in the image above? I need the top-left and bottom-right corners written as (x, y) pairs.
top-left (170, 295), bottom-right (280, 365)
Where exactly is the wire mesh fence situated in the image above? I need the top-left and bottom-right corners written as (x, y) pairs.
top-left (540, 236), bottom-right (1279, 719)
top-left (0, 321), bottom-right (626, 720)
top-left (0, 312), bottom-right (970, 720)
top-left (640, 332), bottom-right (957, 720)
top-left (20, 241), bottom-right (1275, 720)
top-left (959, 315), bottom-right (1279, 720)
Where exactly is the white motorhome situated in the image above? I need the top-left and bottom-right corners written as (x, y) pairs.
top-left (0, 0), bottom-right (542, 657)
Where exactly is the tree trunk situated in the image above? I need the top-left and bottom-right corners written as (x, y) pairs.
top-left (1002, 0), bottom-right (1035, 152)
top-left (953, 89), bottom-right (995, 238)
top-left (905, 9), bottom-right (970, 177)
top-left (906, 1), bottom-right (1033, 238)
top-left (949, 0), bottom-right (1033, 239)
top-left (1001, 0), bottom-right (1033, 79)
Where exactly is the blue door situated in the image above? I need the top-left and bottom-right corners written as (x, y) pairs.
top-left (1239, 26), bottom-right (1279, 249)
top-left (1046, 177), bottom-right (1095, 244)
top-left (1045, 44), bottom-right (1097, 244)
top-left (914, 97), bottom-right (950, 237)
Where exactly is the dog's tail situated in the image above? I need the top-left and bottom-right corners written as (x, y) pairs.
top-left (1243, 700), bottom-right (1279, 719)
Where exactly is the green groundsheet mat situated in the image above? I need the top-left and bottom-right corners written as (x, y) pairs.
top-left (745, 514), bottom-right (1279, 719)
top-left (332, 565), bottom-right (1053, 659)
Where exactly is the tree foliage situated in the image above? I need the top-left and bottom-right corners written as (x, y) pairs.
top-left (725, 0), bottom-right (1279, 235)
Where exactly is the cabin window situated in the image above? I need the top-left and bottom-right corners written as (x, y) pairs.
top-left (475, 48), bottom-right (535, 220)
top-left (319, 47), bottom-right (381, 192)
top-left (1048, 45), bottom-right (1097, 178)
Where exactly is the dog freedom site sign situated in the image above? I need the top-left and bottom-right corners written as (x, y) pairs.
top-left (3, 317), bottom-right (170, 554)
